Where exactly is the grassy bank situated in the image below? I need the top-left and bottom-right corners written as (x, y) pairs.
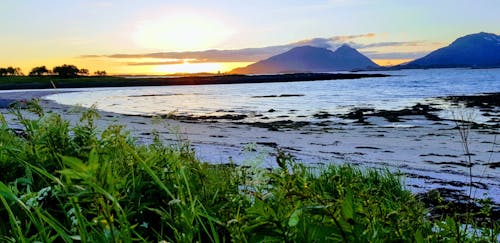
top-left (0, 101), bottom-right (498, 242)
top-left (0, 73), bottom-right (389, 90)
top-left (0, 76), bottom-right (138, 90)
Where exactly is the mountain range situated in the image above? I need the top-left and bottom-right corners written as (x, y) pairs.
top-left (230, 32), bottom-right (500, 74)
top-left (402, 32), bottom-right (500, 68)
top-left (230, 44), bottom-right (379, 74)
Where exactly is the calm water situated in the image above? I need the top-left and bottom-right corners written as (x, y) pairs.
top-left (45, 68), bottom-right (500, 121)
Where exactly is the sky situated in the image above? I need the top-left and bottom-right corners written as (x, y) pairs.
top-left (1, 0), bottom-right (499, 75)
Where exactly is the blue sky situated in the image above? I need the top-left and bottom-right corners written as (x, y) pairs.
top-left (1, 0), bottom-right (499, 74)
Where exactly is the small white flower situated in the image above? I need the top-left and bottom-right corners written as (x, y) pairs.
top-left (36, 186), bottom-right (52, 201)
top-left (140, 222), bottom-right (149, 228)
top-left (26, 197), bottom-right (38, 208)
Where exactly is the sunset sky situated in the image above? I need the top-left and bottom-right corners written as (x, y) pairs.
top-left (1, 0), bottom-right (499, 75)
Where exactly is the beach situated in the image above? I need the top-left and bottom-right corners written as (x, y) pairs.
top-left (1, 89), bottom-right (498, 207)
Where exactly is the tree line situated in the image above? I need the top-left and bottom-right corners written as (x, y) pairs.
top-left (0, 67), bottom-right (23, 76)
top-left (0, 65), bottom-right (107, 77)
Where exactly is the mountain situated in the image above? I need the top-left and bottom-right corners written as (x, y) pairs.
top-left (403, 32), bottom-right (500, 68)
top-left (230, 45), bottom-right (379, 74)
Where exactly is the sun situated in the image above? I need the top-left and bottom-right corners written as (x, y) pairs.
top-left (133, 13), bottom-right (233, 51)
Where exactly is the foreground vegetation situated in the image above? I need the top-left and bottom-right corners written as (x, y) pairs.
top-left (0, 101), bottom-right (498, 242)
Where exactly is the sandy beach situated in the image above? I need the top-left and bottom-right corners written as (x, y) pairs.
top-left (1, 90), bottom-right (498, 206)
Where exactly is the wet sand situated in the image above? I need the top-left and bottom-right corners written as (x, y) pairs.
top-left (1, 90), bottom-right (498, 206)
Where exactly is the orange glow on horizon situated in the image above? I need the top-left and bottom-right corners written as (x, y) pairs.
top-left (6, 57), bottom-right (418, 75)
top-left (4, 58), bottom-right (253, 76)
top-left (373, 59), bottom-right (413, 66)
top-left (6, 59), bottom-right (418, 76)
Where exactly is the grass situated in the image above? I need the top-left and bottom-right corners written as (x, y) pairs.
top-left (0, 100), bottom-right (498, 242)
top-left (0, 73), bottom-right (389, 90)
top-left (0, 76), bottom-right (139, 89)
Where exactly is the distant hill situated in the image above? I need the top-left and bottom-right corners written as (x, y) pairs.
top-left (230, 45), bottom-right (379, 74)
top-left (403, 32), bottom-right (500, 68)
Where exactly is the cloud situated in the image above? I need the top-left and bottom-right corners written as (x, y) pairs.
top-left (355, 41), bottom-right (427, 49)
top-left (79, 54), bottom-right (102, 58)
top-left (80, 45), bottom-right (293, 63)
top-left (292, 33), bottom-right (376, 48)
top-left (80, 33), bottom-right (429, 64)
top-left (126, 60), bottom-right (186, 66)
top-left (363, 51), bottom-right (429, 60)
top-left (98, 47), bottom-right (292, 62)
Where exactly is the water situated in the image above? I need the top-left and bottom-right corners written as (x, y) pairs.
top-left (25, 68), bottom-right (500, 203)
top-left (45, 68), bottom-right (500, 122)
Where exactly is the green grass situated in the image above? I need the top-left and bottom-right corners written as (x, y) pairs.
top-left (0, 73), bottom-right (390, 90)
top-left (0, 76), bottom-right (137, 89)
top-left (0, 100), bottom-right (498, 242)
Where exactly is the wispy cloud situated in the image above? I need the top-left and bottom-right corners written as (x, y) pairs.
top-left (292, 33), bottom-right (376, 48)
top-left (86, 47), bottom-right (291, 62)
top-left (363, 51), bottom-right (429, 59)
top-left (80, 33), bottom-right (430, 65)
top-left (355, 41), bottom-right (427, 49)
top-left (126, 60), bottom-right (186, 66)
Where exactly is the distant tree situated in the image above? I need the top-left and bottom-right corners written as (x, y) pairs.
top-left (94, 70), bottom-right (107, 76)
top-left (14, 67), bottom-right (23, 76)
top-left (78, 68), bottom-right (89, 76)
top-left (6, 67), bottom-right (15, 76)
top-left (29, 66), bottom-right (49, 76)
top-left (0, 67), bottom-right (23, 76)
top-left (53, 64), bottom-right (80, 78)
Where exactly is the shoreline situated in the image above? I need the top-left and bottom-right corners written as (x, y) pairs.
top-left (0, 73), bottom-right (389, 90)
top-left (0, 90), bottom-right (499, 210)
top-left (0, 90), bottom-right (65, 108)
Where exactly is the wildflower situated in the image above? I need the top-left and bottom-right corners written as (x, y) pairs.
top-left (26, 197), bottom-right (38, 208)
top-left (67, 207), bottom-right (80, 232)
top-left (36, 186), bottom-right (51, 201)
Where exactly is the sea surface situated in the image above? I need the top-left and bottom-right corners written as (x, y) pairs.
top-left (45, 68), bottom-right (500, 122)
